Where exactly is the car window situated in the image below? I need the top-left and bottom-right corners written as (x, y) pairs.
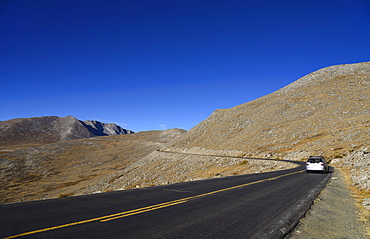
top-left (308, 158), bottom-right (323, 163)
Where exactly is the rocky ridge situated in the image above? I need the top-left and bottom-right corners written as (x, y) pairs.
top-left (82, 120), bottom-right (133, 136)
top-left (0, 116), bottom-right (133, 147)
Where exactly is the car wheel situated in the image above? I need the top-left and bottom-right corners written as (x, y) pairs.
top-left (306, 170), bottom-right (310, 173)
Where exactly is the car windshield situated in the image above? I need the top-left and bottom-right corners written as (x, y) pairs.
top-left (308, 158), bottom-right (323, 163)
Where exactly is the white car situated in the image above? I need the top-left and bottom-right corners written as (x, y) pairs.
top-left (306, 156), bottom-right (329, 173)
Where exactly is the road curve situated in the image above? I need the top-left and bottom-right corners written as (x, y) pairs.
top-left (1, 158), bottom-right (331, 239)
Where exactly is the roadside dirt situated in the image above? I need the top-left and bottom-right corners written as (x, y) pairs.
top-left (287, 169), bottom-right (369, 239)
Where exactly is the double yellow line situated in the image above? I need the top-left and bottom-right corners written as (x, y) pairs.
top-left (4, 170), bottom-right (304, 239)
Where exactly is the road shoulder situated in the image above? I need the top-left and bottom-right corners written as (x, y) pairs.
top-left (287, 169), bottom-right (369, 239)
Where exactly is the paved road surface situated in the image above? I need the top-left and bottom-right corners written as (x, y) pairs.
top-left (1, 159), bottom-right (331, 239)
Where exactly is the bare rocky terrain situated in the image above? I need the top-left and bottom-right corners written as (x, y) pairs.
top-left (0, 62), bottom-right (369, 236)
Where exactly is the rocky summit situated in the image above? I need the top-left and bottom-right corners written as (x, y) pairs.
top-left (0, 116), bottom-right (133, 146)
top-left (163, 62), bottom-right (370, 161)
top-left (82, 120), bottom-right (133, 136)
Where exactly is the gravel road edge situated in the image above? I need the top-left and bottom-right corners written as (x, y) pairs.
top-left (287, 169), bottom-right (369, 239)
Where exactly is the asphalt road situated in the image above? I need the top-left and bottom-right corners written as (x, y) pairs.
top-left (1, 159), bottom-right (331, 239)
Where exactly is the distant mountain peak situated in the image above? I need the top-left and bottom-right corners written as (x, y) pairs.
top-left (82, 120), bottom-right (134, 136)
top-left (0, 116), bottom-right (134, 146)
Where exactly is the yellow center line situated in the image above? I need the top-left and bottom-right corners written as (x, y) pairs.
top-left (100, 199), bottom-right (189, 222)
top-left (4, 170), bottom-right (304, 239)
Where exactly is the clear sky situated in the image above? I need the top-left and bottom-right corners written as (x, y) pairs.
top-left (1, 0), bottom-right (369, 132)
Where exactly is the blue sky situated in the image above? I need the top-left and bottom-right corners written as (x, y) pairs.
top-left (1, 0), bottom-right (369, 132)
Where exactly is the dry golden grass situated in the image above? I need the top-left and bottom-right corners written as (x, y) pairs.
top-left (335, 165), bottom-right (370, 235)
top-left (0, 130), bottom-right (174, 203)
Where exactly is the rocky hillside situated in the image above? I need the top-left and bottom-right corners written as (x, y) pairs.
top-left (82, 120), bottom-right (133, 136)
top-left (163, 62), bottom-right (370, 161)
top-left (0, 116), bottom-right (133, 147)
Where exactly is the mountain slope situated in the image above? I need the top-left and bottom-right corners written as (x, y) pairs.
top-left (163, 62), bottom-right (370, 160)
top-left (0, 116), bottom-right (133, 147)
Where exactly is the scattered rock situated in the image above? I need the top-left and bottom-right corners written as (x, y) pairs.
top-left (362, 198), bottom-right (370, 211)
